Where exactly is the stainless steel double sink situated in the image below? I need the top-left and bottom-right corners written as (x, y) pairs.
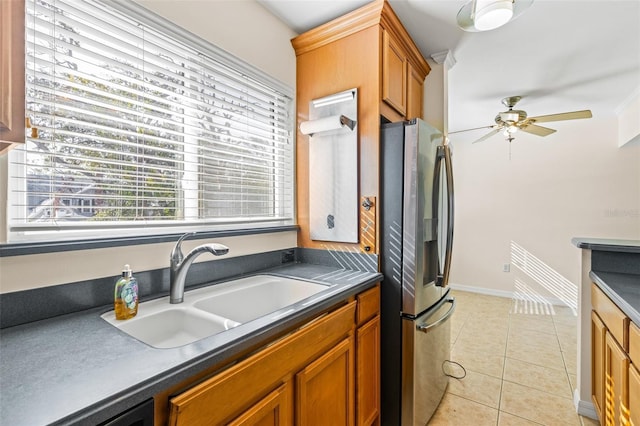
top-left (101, 275), bottom-right (331, 349)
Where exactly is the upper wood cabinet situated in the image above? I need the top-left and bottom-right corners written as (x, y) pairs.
top-left (407, 63), bottom-right (425, 120)
top-left (382, 28), bottom-right (425, 120)
top-left (291, 0), bottom-right (430, 251)
top-left (381, 29), bottom-right (407, 117)
top-left (1, 0), bottom-right (26, 153)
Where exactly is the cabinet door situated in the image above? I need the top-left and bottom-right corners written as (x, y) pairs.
top-left (0, 0), bottom-right (26, 150)
top-left (296, 337), bottom-right (354, 426)
top-left (356, 316), bottom-right (380, 426)
top-left (406, 64), bottom-right (424, 120)
top-left (605, 331), bottom-right (629, 426)
top-left (228, 382), bottom-right (292, 426)
top-left (592, 311), bottom-right (606, 421)
top-left (381, 29), bottom-right (406, 117)
top-left (629, 363), bottom-right (639, 426)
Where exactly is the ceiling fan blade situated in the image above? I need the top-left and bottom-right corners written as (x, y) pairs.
top-left (448, 125), bottom-right (494, 135)
top-left (471, 128), bottom-right (501, 144)
top-left (520, 124), bottom-right (557, 137)
top-left (529, 110), bottom-right (592, 123)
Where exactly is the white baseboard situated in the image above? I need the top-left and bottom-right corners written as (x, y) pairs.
top-left (448, 282), bottom-right (514, 299)
top-left (448, 282), bottom-right (569, 307)
top-left (574, 390), bottom-right (598, 420)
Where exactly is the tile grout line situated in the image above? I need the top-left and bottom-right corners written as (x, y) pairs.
top-left (553, 311), bottom-right (580, 401)
top-left (495, 299), bottom-right (516, 425)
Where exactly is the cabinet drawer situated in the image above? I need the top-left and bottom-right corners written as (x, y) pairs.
top-left (357, 285), bottom-right (380, 326)
top-left (592, 283), bottom-right (629, 350)
top-left (630, 321), bottom-right (640, 366)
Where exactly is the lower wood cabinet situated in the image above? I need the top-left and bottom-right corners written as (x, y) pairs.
top-left (629, 321), bottom-right (640, 426)
top-left (356, 316), bottom-right (380, 426)
top-left (629, 363), bottom-right (640, 426)
top-left (228, 382), bottom-right (293, 426)
top-left (163, 284), bottom-right (380, 426)
top-left (604, 331), bottom-right (629, 426)
top-left (296, 337), bottom-right (354, 426)
top-left (591, 311), bottom-right (606, 420)
top-left (591, 283), bottom-right (638, 426)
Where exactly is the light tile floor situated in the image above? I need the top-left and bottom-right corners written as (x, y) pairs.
top-left (427, 290), bottom-right (600, 426)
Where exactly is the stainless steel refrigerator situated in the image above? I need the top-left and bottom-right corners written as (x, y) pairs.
top-left (380, 119), bottom-right (456, 426)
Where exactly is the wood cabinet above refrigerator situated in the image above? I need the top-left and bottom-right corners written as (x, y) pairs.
top-left (291, 0), bottom-right (430, 251)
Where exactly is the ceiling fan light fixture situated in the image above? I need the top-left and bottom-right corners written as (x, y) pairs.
top-left (457, 0), bottom-right (534, 32)
top-left (503, 125), bottom-right (519, 136)
top-left (474, 0), bottom-right (513, 31)
top-left (500, 111), bottom-right (520, 123)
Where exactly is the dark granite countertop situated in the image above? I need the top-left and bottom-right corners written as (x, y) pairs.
top-left (590, 270), bottom-right (640, 325)
top-left (573, 237), bottom-right (640, 324)
top-left (572, 237), bottom-right (640, 253)
top-left (0, 263), bottom-right (382, 426)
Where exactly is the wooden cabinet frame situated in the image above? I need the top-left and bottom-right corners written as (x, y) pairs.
top-left (1, 0), bottom-right (26, 153)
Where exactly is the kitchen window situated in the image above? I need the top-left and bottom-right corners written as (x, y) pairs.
top-left (7, 0), bottom-right (294, 242)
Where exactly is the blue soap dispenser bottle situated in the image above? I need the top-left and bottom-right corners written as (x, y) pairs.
top-left (114, 264), bottom-right (139, 320)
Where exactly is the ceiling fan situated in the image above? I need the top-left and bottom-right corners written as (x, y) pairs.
top-left (450, 96), bottom-right (593, 143)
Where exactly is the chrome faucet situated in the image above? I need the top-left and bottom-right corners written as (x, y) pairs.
top-left (170, 232), bottom-right (229, 304)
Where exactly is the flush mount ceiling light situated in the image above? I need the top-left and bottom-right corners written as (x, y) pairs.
top-left (457, 0), bottom-right (534, 32)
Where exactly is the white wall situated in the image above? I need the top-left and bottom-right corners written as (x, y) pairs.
top-left (617, 88), bottom-right (640, 147)
top-left (133, 0), bottom-right (296, 88)
top-left (449, 116), bottom-right (640, 306)
top-left (424, 60), bottom-right (444, 132)
top-left (0, 0), bottom-right (298, 294)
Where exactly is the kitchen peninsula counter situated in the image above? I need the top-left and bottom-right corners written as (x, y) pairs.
top-left (573, 237), bottom-right (640, 324)
top-left (590, 270), bottom-right (640, 325)
top-left (572, 237), bottom-right (640, 419)
top-left (0, 261), bottom-right (382, 426)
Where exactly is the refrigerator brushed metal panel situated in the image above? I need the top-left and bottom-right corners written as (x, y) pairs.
top-left (401, 295), bottom-right (454, 426)
top-left (401, 120), bottom-right (442, 316)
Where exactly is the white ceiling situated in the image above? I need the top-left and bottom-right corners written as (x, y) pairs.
top-left (257, 0), bottom-right (640, 139)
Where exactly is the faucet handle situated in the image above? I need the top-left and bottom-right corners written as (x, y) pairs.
top-left (171, 232), bottom-right (196, 265)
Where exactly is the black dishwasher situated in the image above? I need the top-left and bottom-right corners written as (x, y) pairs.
top-left (99, 399), bottom-right (153, 426)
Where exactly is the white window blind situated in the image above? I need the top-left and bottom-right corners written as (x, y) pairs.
top-left (10, 0), bottom-right (294, 238)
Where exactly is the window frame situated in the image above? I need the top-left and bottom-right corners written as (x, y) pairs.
top-left (6, 0), bottom-right (296, 245)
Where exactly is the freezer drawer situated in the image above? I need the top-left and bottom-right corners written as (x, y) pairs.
top-left (401, 297), bottom-right (456, 426)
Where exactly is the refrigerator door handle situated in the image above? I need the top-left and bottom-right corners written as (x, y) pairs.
top-left (435, 144), bottom-right (455, 288)
top-left (416, 298), bottom-right (456, 333)
top-left (441, 144), bottom-right (455, 287)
